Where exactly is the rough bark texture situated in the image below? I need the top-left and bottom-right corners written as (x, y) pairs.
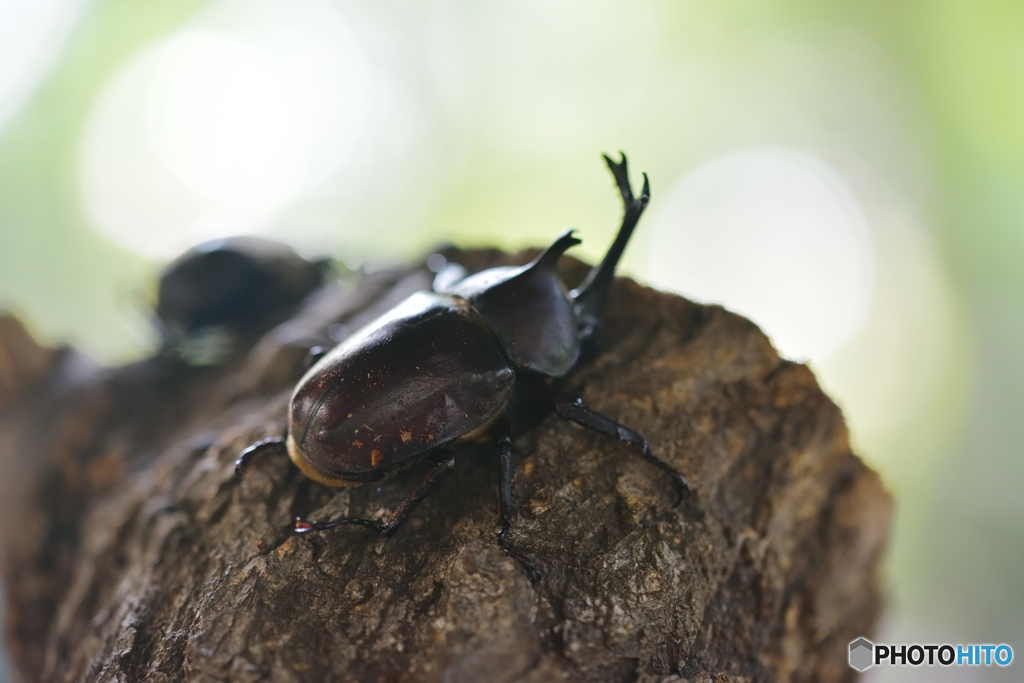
top-left (0, 249), bottom-right (891, 683)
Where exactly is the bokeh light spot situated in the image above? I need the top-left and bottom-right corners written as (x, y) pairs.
top-left (147, 31), bottom-right (305, 211)
top-left (78, 0), bottom-right (420, 260)
top-left (0, 0), bottom-right (88, 128)
top-left (647, 148), bottom-right (875, 361)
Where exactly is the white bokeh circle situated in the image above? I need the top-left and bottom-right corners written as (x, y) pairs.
top-left (647, 148), bottom-right (876, 361)
top-left (79, 0), bottom-right (423, 260)
top-left (146, 31), bottom-right (309, 212)
top-left (0, 0), bottom-right (89, 128)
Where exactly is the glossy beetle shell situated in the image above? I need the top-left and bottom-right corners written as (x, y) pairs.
top-left (157, 236), bottom-right (325, 343)
top-left (288, 292), bottom-right (515, 486)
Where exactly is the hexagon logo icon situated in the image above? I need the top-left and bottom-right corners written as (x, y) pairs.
top-left (849, 637), bottom-right (874, 671)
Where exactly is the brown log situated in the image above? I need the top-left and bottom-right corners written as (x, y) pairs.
top-left (0, 250), bottom-right (891, 682)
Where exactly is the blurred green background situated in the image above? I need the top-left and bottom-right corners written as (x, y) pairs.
top-left (0, 1), bottom-right (1021, 680)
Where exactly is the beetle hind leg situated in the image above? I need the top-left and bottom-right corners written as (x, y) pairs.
top-left (553, 394), bottom-right (689, 505)
top-left (294, 452), bottom-right (456, 537)
top-left (235, 436), bottom-right (287, 478)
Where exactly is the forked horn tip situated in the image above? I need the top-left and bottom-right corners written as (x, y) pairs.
top-left (603, 151), bottom-right (628, 170)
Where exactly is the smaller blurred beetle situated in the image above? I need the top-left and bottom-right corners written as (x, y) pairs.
top-left (156, 236), bottom-right (329, 365)
top-left (237, 154), bottom-right (688, 581)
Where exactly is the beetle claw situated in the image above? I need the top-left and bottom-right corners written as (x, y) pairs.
top-left (498, 528), bottom-right (542, 584)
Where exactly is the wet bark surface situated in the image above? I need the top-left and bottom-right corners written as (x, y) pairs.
top-left (0, 249), bottom-right (891, 682)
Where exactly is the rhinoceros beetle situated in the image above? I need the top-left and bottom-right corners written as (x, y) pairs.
top-left (156, 236), bottom-right (329, 364)
top-left (236, 154), bottom-right (688, 580)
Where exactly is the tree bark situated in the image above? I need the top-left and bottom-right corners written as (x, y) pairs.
top-left (0, 249), bottom-right (891, 682)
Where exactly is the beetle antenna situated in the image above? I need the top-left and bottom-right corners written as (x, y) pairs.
top-left (571, 152), bottom-right (650, 330)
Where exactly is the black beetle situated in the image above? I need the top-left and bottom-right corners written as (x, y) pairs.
top-left (156, 236), bottom-right (329, 364)
top-left (237, 154), bottom-right (688, 580)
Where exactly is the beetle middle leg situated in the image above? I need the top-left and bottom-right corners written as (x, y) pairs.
top-left (496, 418), bottom-right (542, 583)
top-left (553, 394), bottom-right (689, 505)
top-left (293, 452), bottom-right (456, 537)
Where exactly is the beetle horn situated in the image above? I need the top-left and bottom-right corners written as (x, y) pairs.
top-left (530, 229), bottom-right (581, 269)
top-left (571, 152), bottom-right (650, 327)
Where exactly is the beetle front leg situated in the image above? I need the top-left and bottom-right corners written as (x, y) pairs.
top-left (496, 419), bottom-right (542, 583)
top-left (553, 395), bottom-right (689, 505)
top-left (294, 452), bottom-right (456, 537)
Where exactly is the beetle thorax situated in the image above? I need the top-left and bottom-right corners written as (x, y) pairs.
top-left (448, 232), bottom-right (583, 378)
